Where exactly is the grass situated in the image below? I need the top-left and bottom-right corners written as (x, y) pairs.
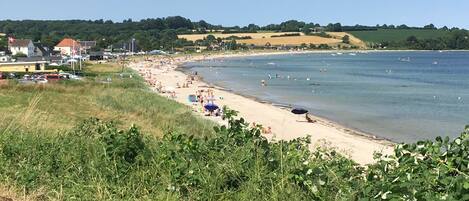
top-left (0, 62), bottom-right (215, 138)
top-left (349, 29), bottom-right (450, 43)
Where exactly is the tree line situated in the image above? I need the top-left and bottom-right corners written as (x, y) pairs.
top-left (372, 30), bottom-right (469, 50)
top-left (0, 16), bottom-right (468, 51)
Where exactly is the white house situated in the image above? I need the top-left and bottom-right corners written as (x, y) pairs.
top-left (9, 39), bottom-right (35, 57)
top-left (54, 38), bottom-right (80, 56)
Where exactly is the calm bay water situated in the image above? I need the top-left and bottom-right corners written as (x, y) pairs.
top-left (184, 51), bottom-right (469, 142)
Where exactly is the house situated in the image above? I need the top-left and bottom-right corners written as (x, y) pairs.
top-left (312, 27), bottom-right (326, 33)
top-left (9, 39), bottom-right (35, 57)
top-left (34, 43), bottom-right (51, 57)
top-left (49, 56), bottom-right (65, 66)
top-left (89, 51), bottom-right (104, 61)
top-left (79, 41), bottom-right (97, 54)
top-left (54, 38), bottom-right (80, 56)
top-left (0, 61), bottom-right (56, 73)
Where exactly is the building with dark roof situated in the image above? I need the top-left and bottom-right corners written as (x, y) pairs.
top-left (9, 39), bottom-right (35, 57)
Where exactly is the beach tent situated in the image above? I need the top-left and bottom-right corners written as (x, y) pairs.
top-left (204, 103), bottom-right (219, 112)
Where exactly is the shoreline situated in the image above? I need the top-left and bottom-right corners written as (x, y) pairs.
top-left (176, 66), bottom-right (394, 144)
top-left (130, 50), bottom-right (395, 164)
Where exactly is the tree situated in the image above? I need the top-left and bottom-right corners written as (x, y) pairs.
top-left (397, 24), bottom-right (409, 29)
top-left (280, 20), bottom-right (305, 32)
top-left (326, 23), bottom-right (342, 32)
top-left (0, 35), bottom-right (7, 51)
top-left (342, 35), bottom-right (350, 44)
top-left (423, 24), bottom-right (437, 29)
top-left (406, 35), bottom-right (418, 44)
top-left (12, 52), bottom-right (27, 59)
top-left (246, 24), bottom-right (260, 32)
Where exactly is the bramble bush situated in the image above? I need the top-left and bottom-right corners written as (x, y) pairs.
top-left (0, 107), bottom-right (468, 200)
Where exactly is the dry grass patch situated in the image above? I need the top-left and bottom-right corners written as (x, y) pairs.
top-left (238, 35), bottom-right (342, 46)
top-left (326, 32), bottom-right (367, 48)
top-left (179, 32), bottom-right (302, 41)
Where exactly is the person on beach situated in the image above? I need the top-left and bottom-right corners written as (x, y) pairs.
top-left (306, 113), bottom-right (317, 123)
top-left (262, 126), bottom-right (272, 134)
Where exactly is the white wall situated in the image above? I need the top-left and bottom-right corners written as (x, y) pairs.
top-left (9, 42), bottom-right (35, 57)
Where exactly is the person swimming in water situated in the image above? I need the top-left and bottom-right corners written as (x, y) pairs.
top-left (261, 80), bottom-right (267, 86)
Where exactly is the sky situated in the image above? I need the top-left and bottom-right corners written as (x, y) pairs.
top-left (0, 0), bottom-right (468, 29)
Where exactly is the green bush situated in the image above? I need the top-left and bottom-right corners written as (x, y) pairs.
top-left (0, 107), bottom-right (468, 200)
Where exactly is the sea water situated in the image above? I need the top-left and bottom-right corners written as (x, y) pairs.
top-left (183, 51), bottom-right (469, 142)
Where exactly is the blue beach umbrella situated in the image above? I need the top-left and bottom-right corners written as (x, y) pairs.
top-left (204, 103), bottom-right (219, 112)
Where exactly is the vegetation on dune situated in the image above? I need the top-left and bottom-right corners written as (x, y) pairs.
top-left (1, 105), bottom-right (469, 200)
top-left (0, 62), bottom-right (214, 137)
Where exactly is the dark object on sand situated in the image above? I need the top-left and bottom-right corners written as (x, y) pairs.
top-left (306, 114), bottom-right (317, 123)
top-left (204, 103), bottom-right (219, 112)
top-left (188, 94), bottom-right (197, 102)
top-left (291, 108), bottom-right (308, 115)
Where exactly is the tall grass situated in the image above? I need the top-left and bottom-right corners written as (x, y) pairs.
top-left (0, 62), bottom-right (215, 137)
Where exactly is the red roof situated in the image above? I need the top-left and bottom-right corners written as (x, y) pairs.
top-left (56, 38), bottom-right (80, 47)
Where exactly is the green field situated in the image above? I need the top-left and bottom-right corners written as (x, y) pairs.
top-left (349, 29), bottom-right (450, 43)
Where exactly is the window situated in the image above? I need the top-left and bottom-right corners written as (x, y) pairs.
top-left (35, 63), bottom-right (41, 71)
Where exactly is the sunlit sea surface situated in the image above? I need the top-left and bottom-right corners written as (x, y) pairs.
top-left (184, 51), bottom-right (469, 142)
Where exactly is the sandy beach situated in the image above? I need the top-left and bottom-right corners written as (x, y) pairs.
top-left (130, 51), bottom-right (394, 164)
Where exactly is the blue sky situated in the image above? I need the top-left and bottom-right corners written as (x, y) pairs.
top-left (1, 0), bottom-right (468, 28)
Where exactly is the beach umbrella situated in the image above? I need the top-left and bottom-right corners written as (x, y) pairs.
top-left (204, 103), bottom-right (219, 112)
top-left (291, 108), bottom-right (308, 115)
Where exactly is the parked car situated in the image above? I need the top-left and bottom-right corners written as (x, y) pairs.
top-left (45, 74), bottom-right (62, 82)
top-left (59, 72), bottom-right (82, 80)
top-left (35, 78), bottom-right (48, 84)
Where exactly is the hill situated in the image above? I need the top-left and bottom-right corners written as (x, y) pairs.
top-left (179, 32), bottom-right (365, 48)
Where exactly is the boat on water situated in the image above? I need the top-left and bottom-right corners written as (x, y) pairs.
top-left (399, 57), bottom-right (411, 62)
